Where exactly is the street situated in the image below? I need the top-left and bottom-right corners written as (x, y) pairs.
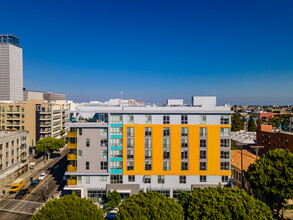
top-left (0, 150), bottom-right (69, 219)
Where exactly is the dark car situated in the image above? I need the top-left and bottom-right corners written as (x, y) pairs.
top-left (30, 179), bottom-right (39, 188)
top-left (15, 189), bottom-right (29, 199)
top-left (47, 167), bottom-right (55, 174)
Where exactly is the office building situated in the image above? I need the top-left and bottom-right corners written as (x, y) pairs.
top-left (0, 34), bottom-right (23, 101)
top-left (23, 89), bottom-right (66, 102)
top-left (64, 96), bottom-right (232, 202)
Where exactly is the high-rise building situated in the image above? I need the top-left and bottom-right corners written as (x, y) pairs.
top-left (64, 96), bottom-right (232, 202)
top-left (0, 35), bottom-right (23, 101)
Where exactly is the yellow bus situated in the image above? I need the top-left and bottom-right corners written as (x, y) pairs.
top-left (9, 178), bottom-right (26, 193)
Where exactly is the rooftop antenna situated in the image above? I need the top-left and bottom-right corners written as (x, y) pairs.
top-left (121, 89), bottom-right (123, 99)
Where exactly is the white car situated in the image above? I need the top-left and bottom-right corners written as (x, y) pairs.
top-left (38, 172), bottom-right (47, 181)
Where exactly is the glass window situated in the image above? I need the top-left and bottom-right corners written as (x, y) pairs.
top-left (86, 161), bottom-right (90, 170)
top-left (86, 138), bottom-right (90, 147)
top-left (145, 150), bottom-right (152, 159)
top-left (145, 115), bottom-right (152, 124)
top-left (221, 115), bottom-right (229, 124)
top-left (110, 175), bottom-right (123, 184)
top-left (200, 139), bottom-right (206, 148)
top-left (200, 150), bottom-right (206, 159)
top-left (163, 127), bottom-right (170, 136)
top-left (101, 128), bottom-right (107, 136)
top-left (101, 162), bottom-right (108, 170)
top-left (101, 139), bottom-right (107, 147)
top-left (181, 114), bottom-right (188, 124)
top-left (145, 127), bottom-right (152, 136)
top-left (127, 127), bottom-right (134, 137)
top-left (127, 150), bottom-right (134, 159)
top-left (79, 128), bottom-right (82, 135)
top-left (163, 150), bottom-right (170, 159)
top-left (78, 150), bottom-right (82, 158)
top-left (181, 139), bottom-right (188, 148)
top-left (163, 115), bottom-right (170, 124)
top-left (181, 150), bottom-right (188, 159)
top-left (222, 175), bottom-right (229, 182)
top-left (127, 115), bottom-right (134, 124)
top-left (181, 162), bottom-right (188, 171)
top-left (143, 175), bottom-right (151, 183)
top-left (145, 161), bottom-right (152, 170)
top-left (127, 161), bottom-right (134, 170)
top-left (220, 128), bottom-right (229, 137)
top-left (127, 139), bottom-right (134, 147)
top-left (220, 139), bottom-right (229, 147)
top-left (163, 161), bottom-right (170, 171)
top-left (78, 176), bottom-right (82, 184)
top-left (100, 150), bottom-right (107, 159)
top-left (179, 175), bottom-right (186, 184)
top-left (100, 176), bottom-right (107, 182)
top-left (220, 162), bottom-right (230, 170)
top-left (200, 175), bottom-right (207, 182)
top-left (128, 175), bottom-right (135, 182)
top-left (220, 151), bottom-right (230, 159)
top-left (145, 139), bottom-right (152, 148)
top-left (158, 175), bottom-right (165, 184)
top-left (200, 162), bottom-right (207, 170)
top-left (181, 127), bottom-right (188, 136)
top-left (200, 115), bottom-right (206, 125)
top-left (199, 128), bottom-right (207, 137)
top-left (163, 139), bottom-right (170, 148)
top-left (86, 176), bottom-right (90, 184)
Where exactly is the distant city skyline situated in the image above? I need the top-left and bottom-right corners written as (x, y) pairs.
top-left (1, 0), bottom-right (293, 105)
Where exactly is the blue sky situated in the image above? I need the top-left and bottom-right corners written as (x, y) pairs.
top-left (1, 0), bottom-right (293, 105)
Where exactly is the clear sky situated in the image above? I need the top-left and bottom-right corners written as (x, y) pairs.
top-left (1, 0), bottom-right (293, 105)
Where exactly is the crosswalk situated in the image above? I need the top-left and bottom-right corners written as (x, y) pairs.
top-left (0, 199), bottom-right (44, 215)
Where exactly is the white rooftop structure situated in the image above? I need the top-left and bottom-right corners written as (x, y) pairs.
top-left (231, 131), bottom-right (256, 145)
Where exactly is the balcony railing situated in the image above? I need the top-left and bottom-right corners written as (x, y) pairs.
top-left (67, 143), bottom-right (77, 149)
top-left (67, 165), bottom-right (77, 172)
top-left (67, 179), bottom-right (77, 185)
top-left (67, 154), bottom-right (77, 160)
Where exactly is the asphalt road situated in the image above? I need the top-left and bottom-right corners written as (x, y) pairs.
top-left (0, 150), bottom-right (69, 220)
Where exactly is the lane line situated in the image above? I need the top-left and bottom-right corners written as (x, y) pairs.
top-left (23, 175), bottom-right (51, 201)
top-left (34, 196), bottom-right (40, 202)
top-left (2, 198), bottom-right (44, 204)
top-left (0, 208), bottom-right (34, 216)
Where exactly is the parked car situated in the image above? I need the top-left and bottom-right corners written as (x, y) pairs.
top-left (105, 208), bottom-right (119, 219)
top-left (30, 179), bottom-right (39, 188)
top-left (38, 172), bottom-right (47, 181)
top-left (15, 189), bottom-right (29, 199)
top-left (47, 167), bottom-right (55, 174)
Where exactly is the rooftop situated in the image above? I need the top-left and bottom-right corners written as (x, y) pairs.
top-left (231, 150), bottom-right (257, 171)
top-left (0, 130), bottom-right (28, 139)
top-left (0, 34), bottom-right (20, 47)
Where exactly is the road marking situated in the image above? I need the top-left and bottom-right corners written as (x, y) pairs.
top-left (34, 196), bottom-right (40, 202)
top-left (1, 198), bottom-right (44, 204)
top-left (23, 175), bottom-right (51, 201)
top-left (0, 208), bottom-right (34, 216)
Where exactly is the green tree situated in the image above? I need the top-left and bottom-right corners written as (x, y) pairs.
top-left (31, 193), bottom-right (104, 220)
top-left (268, 115), bottom-right (281, 129)
top-left (36, 137), bottom-right (65, 159)
top-left (280, 114), bottom-right (290, 131)
top-left (231, 113), bottom-right (244, 131)
top-left (105, 190), bottom-right (121, 208)
top-left (247, 116), bottom-right (257, 132)
top-left (60, 130), bottom-right (65, 137)
top-left (116, 191), bottom-right (184, 220)
top-left (245, 149), bottom-right (293, 216)
top-left (178, 187), bottom-right (273, 220)
top-left (256, 118), bottom-right (263, 125)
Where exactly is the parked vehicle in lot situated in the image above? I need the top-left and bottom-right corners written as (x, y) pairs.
top-left (15, 189), bottom-right (29, 199)
top-left (38, 172), bottom-right (47, 181)
top-left (9, 178), bottom-right (26, 193)
top-left (105, 208), bottom-right (119, 219)
top-left (30, 179), bottom-right (39, 188)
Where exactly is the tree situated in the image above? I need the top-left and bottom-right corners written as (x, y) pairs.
top-left (268, 115), bottom-right (281, 129)
top-left (256, 118), bottom-right (263, 125)
top-left (60, 130), bottom-right (65, 137)
top-left (178, 187), bottom-right (273, 220)
top-left (280, 114), bottom-right (290, 131)
top-left (31, 193), bottom-right (104, 220)
top-left (35, 137), bottom-right (65, 159)
top-left (105, 190), bottom-right (121, 208)
top-left (247, 116), bottom-right (257, 132)
top-left (245, 149), bottom-right (293, 216)
top-left (231, 113), bottom-right (244, 131)
top-left (116, 191), bottom-right (184, 220)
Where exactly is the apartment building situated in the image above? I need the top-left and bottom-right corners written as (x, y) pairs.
top-left (0, 99), bottom-right (69, 147)
top-left (65, 97), bottom-right (232, 202)
top-left (0, 130), bottom-right (29, 173)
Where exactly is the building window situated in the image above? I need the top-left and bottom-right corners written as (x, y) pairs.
top-left (220, 151), bottom-right (229, 159)
top-left (86, 176), bottom-right (90, 184)
top-left (158, 175), bottom-right (165, 184)
top-left (145, 127), bottom-right (152, 136)
top-left (145, 115), bottom-right (152, 124)
top-left (79, 128), bottom-right (82, 135)
top-left (200, 150), bottom-right (206, 159)
top-left (110, 175), bottom-right (123, 184)
top-left (181, 127), bottom-right (188, 136)
top-left (101, 162), bottom-right (108, 170)
top-left (200, 139), bottom-right (207, 148)
top-left (100, 150), bottom-right (107, 159)
top-left (143, 175), bottom-right (151, 184)
top-left (78, 150), bottom-right (82, 158)
top-left (101, 139), bottom-right (107, 147)
top-left (222, 175), bottom-right (229, 182)
top-left (127, 115), bottom-right (134, 124)
top-left (181, 150), bottom-right (188, 159)
top-left (127, 161), bottom-right (134, 170)
top-left (86, 138), bottom-right (90, 147)
top-left (220, 128), bottom-right (229, 137)
top-left (179, 175), bottom-right (186, 184)
top-left (145, 150), bottom-right (152, 159)
top-left (127, 139), bottom-right (134, 147)
top-left (221, 115), bottom-right (229, 124)
top-left (163, 139), bottom-right (170, 148)
top-left (200, 175), bottom-right (207, 182)
top-left (220, 162), bottom-right (230, 170)
top-left (127, 150), bottom-right (134, 159)
top-left (181, 162), bottom-right (188, 171)
top-left (220, 139), bottom-right (229, 147)
top-left (101, 128), bottom-right (107, 136)
top-left (199, 128), bottom-right (207, 137)
top-left (163, 115), bottom-right (170, 124)
top-left (128, 175), bottom-right (135, 182)
top-left (163, 127), bottom-right (170, 136)
top-left (77, 176), bottom-right (82, 184)
top-left (200, 162), bottom-right (207, 170)
top-left (86, 161), bottom-right (90, 170)
top-left (181, 139), bottom-right (188, 148)
top-left (127, 127), bottom-right (134, 137)
top-left (145, 139), bottom-right (152, 148)
top-left (200, 115), bottom-right (206, 125)
top-left (163, 161), bottom-right (171, 171)
top-left (181, 114), bottom-right (188, 124)
top-left (110, 161), bottom-right (123, 169)
top-left (163, 150), bottom-right (170, 159)
top-left (100, 176), bottom-right (107, 182)
top-left (145, 161), bottom-right (152, 170)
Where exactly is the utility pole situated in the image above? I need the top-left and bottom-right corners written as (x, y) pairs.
top-left (241, 144), bottom-right (245, 189)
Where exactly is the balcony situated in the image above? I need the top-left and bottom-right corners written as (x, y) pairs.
top-left (40, 116), bottom-right (51, 120)
top-left (67, 179), bottom-right (77, 185)
top-left (40, 129), bottom-right (51, 133)
top-left (67, 165), bottom-right (77, 172)
top-left (67, 132), bottom-right (77, 137)
top-left (67, 154), bottom-right (77, 160)
top-left (40, 123), bottom-right (51, 127)
top-left (67, 143), bottom-right (77, 149)
top-left (40, 111), bottom-right (51, 114)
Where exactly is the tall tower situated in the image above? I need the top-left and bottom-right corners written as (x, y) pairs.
top-left (0, 34), bottom-right (23, 101)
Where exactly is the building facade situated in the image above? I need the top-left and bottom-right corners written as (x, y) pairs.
top-left (0, 34), bottom-right (23, 101)
top-left (0, 99), bottom-right (69, 147)
top-left (65, 97), bottom-right (232, 202)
